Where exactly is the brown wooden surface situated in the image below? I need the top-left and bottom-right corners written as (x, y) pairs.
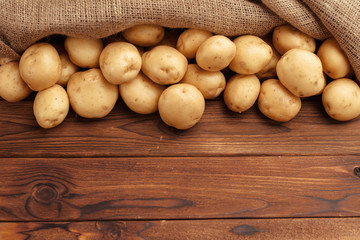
top-left (1, 97), bottom-right (360, 239)
top-left (1, 218), bottom-right (360, 240)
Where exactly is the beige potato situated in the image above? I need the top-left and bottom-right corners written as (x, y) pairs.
top-left (122, 24), bottom-right (165, 47)
top-left (256, 36), bottom-right (281, 80)
top-left (272, 24), bottom-right (316, 55)
top-left (119, 72), bottom-right (165, 114)
top-left (223, 74), bottom-right (261, 113)
top-left (322, 78), bottom-right (360, 121)
top-left (0, 61), bottom-right (32, 102)
top-left (229, 35), bottom-right (272, 75)
top-left (57, 52), bottom-right (79, 87)
top-left (258, 79), bottom-right (301, 122)
top-left (67, 68), bottom-right (118, 118)
top-left (33, 84), bottom-right (69, 128)
top-left (19, 42), bottom-right (62, 91)
top-left (176, 28), bottom-right (213, 59)
top-left (180, 64), bottom-right (226, 99)
top-left (158, 83), bottom-right (205, 130)
top-left (142, 45), bottom-right (188, 85)
top-left (196, 35), bottom-right (236, 71)
top-left (103, 33), bottom-right (145, 55)
top-left (64, 37), bottom-right (103, 68)
top-left (277, 48), bottom-right (326, 97)
top-left (317, 38), bottom-right (353, 79)
top-left (0, 57), bottom-right (16, 66)
top-left (100, 42), bottom-right (142, 85)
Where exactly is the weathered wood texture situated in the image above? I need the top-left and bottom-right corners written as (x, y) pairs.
top-left (1, 99), bottom-right (360, 158)
top-left (1, 218), bottom-right (360, 240)
top-left (0, 156), bottom-right (359, 221)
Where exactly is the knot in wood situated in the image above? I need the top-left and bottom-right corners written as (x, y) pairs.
top-left (32, 183), bottom-right (58, 204)
top-left (354, 167), bottom-right (360, 178)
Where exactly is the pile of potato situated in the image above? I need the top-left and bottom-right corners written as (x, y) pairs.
top-left (0, 23), bottom-right (359, 129)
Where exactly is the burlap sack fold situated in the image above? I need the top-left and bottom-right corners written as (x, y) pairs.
top-left (0, 0), bottom-right (359, 79)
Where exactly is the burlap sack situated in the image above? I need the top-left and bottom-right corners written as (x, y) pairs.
top-left (0, 0), bottom-right (359, 79)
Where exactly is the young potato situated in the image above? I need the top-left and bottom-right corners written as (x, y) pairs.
top-left (158, 83), bottom-right (205, 130)
top-left (142, 45), bottom-right (188, 85)
top-left (317, 38), bottom-right (353, 79)
top-left (176, 28), bottom-right (213, 59)
top-left (322, 78), bottom-right (360, 121)
top-left (64, 37), bottom-right (103, 68)
top-left (0, 61), bottom-right (32, 102)
top-left (57, 52), bottom-right (79, 87)
top-left (180, 64), bottom-right (226, 99)
top-left (258, 79), bottom-right (301, 122)
top-left (224, 74), bottom-right (261, 113)
top-left (122, 24), bottom-right (165, 47)
top-left (229, 35), bottom-right (272, 75)
top-left (256, 35), bottom-right (281, 80)
top-left (272, 24), bottom-right (316, 55)
top-left (277, 48), bottom-right (326, 97)
top-left (99, 42), bottom-right (142, 85)
top-left (196, 35), bottom-right (236, 71)
top-left (19, 42), bottom-right (61, 91)
top-left (33, 84), bottom-right (69, 128)
top-left (67, 68), bottom-right (118, 118)
top-left (119, 72), bottom-right (165, 114)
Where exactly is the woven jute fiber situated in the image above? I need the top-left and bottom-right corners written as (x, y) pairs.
top-left (0, 0), bottom-right (359, 79)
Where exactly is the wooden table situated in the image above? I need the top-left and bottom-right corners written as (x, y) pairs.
top-left (1, 95), bottom-right (360, 239)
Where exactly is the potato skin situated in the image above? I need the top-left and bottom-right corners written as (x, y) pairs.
top-left (276, 48), bottom-right (326, 97)
top-left (258, 79), bottom-right (301, 122)
top-left (196, 35), bottom-right (236, 71)
top-left (229, 35), bottom-right (272, 75)
top-left (272, 24), bottom-right (316, 55)
top-left (181, 64), bottom-right (226, 99)
top-left (33, 84), bottom-right (69, 128)
top-left (57, 52), bottom-right (79, 87)
top-left (0, 61), bottom-right (32, 102)
top-left (223, 74), bottom-right (260, 113)
top-left (317, 38), bottom-right (352, 79)
top-left (19, 42), bottom-right (61, 91)
top-left (322, 78), bottom-right (360, 121)
top-left (64, 37), bottom-right (103, 68)
top-left (100, 42), bottom-right (142, 85)
top-left (67, 68), bottom-right (118, 118)
top-left (177, 28), bottom-right (213, 59)
top-left (119, 72), bottom-right (165, 114)
top-left (142, 45), bottom-right (188, 85)
top-left (158, 83), bottom-right (205, 130)
top-left (122, 24), bottom-right (165, 47)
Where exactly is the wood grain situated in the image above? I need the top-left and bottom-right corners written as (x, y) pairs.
top-left (0, 156), bottom-right (359, 221)
top-left (1, 98), bottom-right (360, 158)
top-left (1, 218), bottom-right (360, 240)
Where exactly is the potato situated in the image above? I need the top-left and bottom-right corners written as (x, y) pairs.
top-left (99, 42), bottom-right (142, 85)
top-left (122, 24), bottom-right (165, 47)
top-left (33, 84), bottom-right (69, 128)
top-left (149, 28), bottom-right (181, 49)
top-left (64, 37), bottom-right (103, 68)
top-left (272, 24), bottom-right (316, 55)
top-left (119, 72), bottom-right (165, 114)
top-left (142, 45), bottom-right (188, 85)
top-left (317, 38), bottom-right (353, 79)
top-left (0, 61), bottom-right (32, 102)
top-left (57, 52), bottom-right (79, 87)
top-left (158, 83), bottom-right (205, 129)
top-left (258, 79), bottom-right (301, 122)
top-left (180, 64), bottom-right (226, 99)
top-left (322, 78), bottom-right (360, 121)
top-left (277, 48), bottom-right (326, 97)
top-left (176, 28), bottom-right (213, 59)
top-left (229, 35), bottom-right (272, 75)
top-left (67, 68), bottom-right (118, 118)
top-left (196, 35), bottom-right (236, 71)
top-left (0, 57), bottom-right (16, 66)
top-left (256, 35), bottom-right (281, 80)
top-left (19, 42), bottom-right (61, 91)
top-left (224, 74), bottom-right (260, 113)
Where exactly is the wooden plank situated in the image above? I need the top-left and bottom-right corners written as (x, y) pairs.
top-left (1, 218), bottom-right (360, 240)
top-left (1, 99), bottom-right (360, 158)
top-left (0, 156), bottom-right (359, 221)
